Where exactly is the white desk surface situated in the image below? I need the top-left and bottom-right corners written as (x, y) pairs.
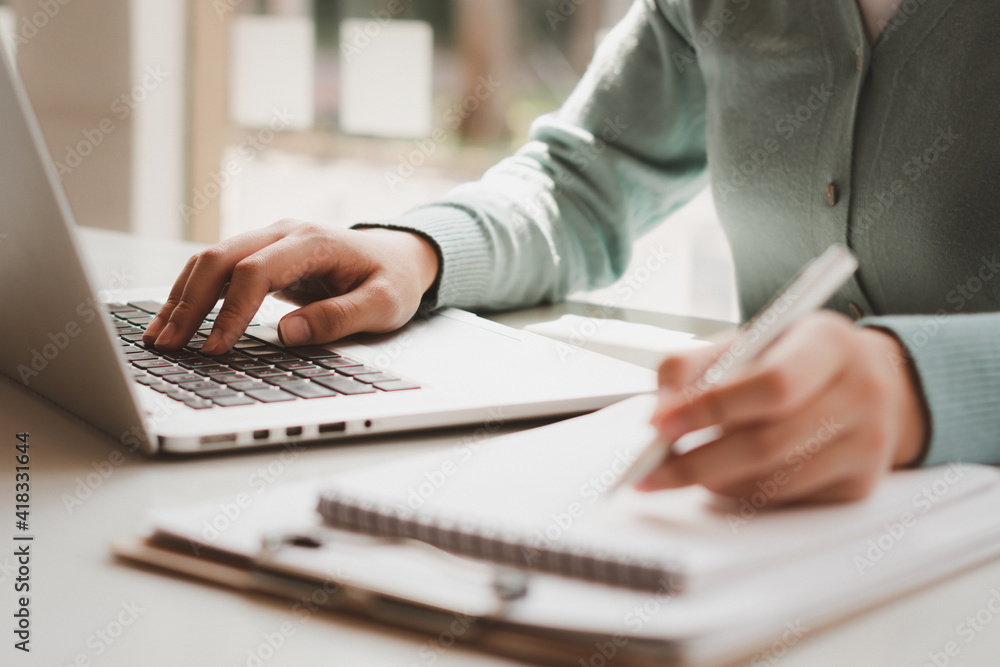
top-left (1, 227), bottom-right (998, 667)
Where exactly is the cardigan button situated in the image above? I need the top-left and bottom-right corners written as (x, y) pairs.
top-left (825, 183), bottom-right (839, 206)
top-left (848, 301), bottom-right (864, 320)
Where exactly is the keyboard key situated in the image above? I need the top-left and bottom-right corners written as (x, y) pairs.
top-left (276, 360), bottom-right (316, 370)
top-left (230, 361), bottom-right (270, 371)
top-left (317, 358), bottom-right (363, 369)
top-left (244, 388), bottom-right (296, 403)
top-left (180, 358), bottom-right (219, 369)
top-left (258, 352), bottom-right (299, 363)
top-left (125, 351), bottom-right (158, 362)
top-left (293, 367), bottom-right (336, 378)
top-left (336, 365), bottom-right (381, 377)
top-left (106, 303), bottom-right (135, 313)
top-left (162, 350), bottom-right (199, 361)
top-left (194, 387), bottom-right (238, 398)
top-left (203, 351), bottom-right (250, 364)
top-left (209, 373), bottom-right (246, 384)
top-left (212, 394), bottom-right (257, 407)
top-left (282, 381), bottom-right (338, 399)
top-left (120, 333), bottom-right (146, 342)
top-left (240, 346), bottom-right (280, 357)
top-left (185, 339), bottom-right (208, 350)
top-left (352, 372), bottom-right (400, 384)
top-left (264, 375), bottom-right (302, 386)
top-left (247, 368), bottom-right (293, 379)
top-left (125, 315), bottom-right (155, 326)
top-left (227, 380), bottom-right (267, 391)
top-left (127, 300), bottom-right (164, 313)
top-left (133, 359), bottom-right (173, 369)
top-left (233, 338), bottom-right (267, 349)
top-left (183, 398), bottom-right (214, 409)
top-left (134, 375), bottom-right (159, 385)
top-left (374, 380), bottom-right (421, 391)
top-left (287, 346), bottom-right (341, 360)
top-left (164, 374), bottom-right (206, 385)
top-left (313, 376), bottom-right (376, 395)
top-left (112, 309), bottom-right (146, 319)
top-left (196, 365), bottom-right (231, 375)
top-left (177, 381), bottom-right (219, 391)
top-left (149, 383), bottom-right (174, 393)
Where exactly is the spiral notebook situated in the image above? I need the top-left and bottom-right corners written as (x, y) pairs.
top-left (313, 394), bottom-right (1000, 593)
top-left (119, 394), bottom-right (1000, 666)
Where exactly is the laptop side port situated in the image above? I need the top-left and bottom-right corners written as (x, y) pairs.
top-left (286, 426), bottom-right (303, 436)
top-left (253, 430), bottom-right (270, 440)
top-left (319, 422), bottom-right (346, 434)
top-left (200, 433), bottom-right (237, 446)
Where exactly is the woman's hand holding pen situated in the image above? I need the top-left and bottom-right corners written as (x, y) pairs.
top-left (641, 311), bottom-right (929, 503)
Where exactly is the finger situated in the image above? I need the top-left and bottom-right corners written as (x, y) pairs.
top-left (652, 316), bottom-right (855, 441)
top-left (708, 427), bottom-right (887, 505)
top-left (278, 278), bottom-right (409, 346)
top-left (272, 280), bottom-right (333, 307)
top-left (200, 237), bottom-right (310, 353)
top-left (638, 398), bottom-right (855, 493)
top-left (656, 334), bottom-right (737, 390)
top-left (142, 254), bottom-right (197, 345)
top-left (151, 223), bottom-right (294, 350)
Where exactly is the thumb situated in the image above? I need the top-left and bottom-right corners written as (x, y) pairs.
top-left (657, 336), bottom-right (736, 390)
top-left (277, 282), bottom-right (410, 346)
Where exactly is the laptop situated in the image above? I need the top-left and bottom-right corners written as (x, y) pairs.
top-left (0, 42), bottom-right (656, 456)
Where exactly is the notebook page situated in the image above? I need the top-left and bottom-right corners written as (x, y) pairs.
top-left (320, 395), bottom-right (1000, 588)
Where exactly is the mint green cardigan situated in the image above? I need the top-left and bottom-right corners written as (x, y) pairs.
top-left (364, 0), bottom-right (1000, 466)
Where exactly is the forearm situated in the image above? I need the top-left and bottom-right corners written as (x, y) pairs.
top-left (357, 0), bottom-right (708, 311)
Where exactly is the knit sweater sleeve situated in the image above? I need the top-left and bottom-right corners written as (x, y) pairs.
top-left (861, 313), bottom-right (1000, 465)
top-left (355, 0), bottom-right (708, 311)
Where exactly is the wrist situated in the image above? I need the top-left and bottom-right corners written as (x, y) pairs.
top-left (864, 327), bottom-right (928, 467)
top-left (358, 227), bottom-right (441, 294)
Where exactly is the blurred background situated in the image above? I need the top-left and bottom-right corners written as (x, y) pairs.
top-left (0, 0), bottom-right (736, 321)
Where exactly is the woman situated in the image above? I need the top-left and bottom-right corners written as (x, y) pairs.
top-left (145, 0), bottom-right (1000, 503)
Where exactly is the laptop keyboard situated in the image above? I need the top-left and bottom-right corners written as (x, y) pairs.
top-left (108, 301), bottom-right (420, 409)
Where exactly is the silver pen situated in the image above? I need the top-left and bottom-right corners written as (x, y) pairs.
top-left (610, 243), bottom-right (860, 495)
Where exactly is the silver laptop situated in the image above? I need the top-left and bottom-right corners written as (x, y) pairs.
top-left (0, 43), bottom-right (655, 455)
